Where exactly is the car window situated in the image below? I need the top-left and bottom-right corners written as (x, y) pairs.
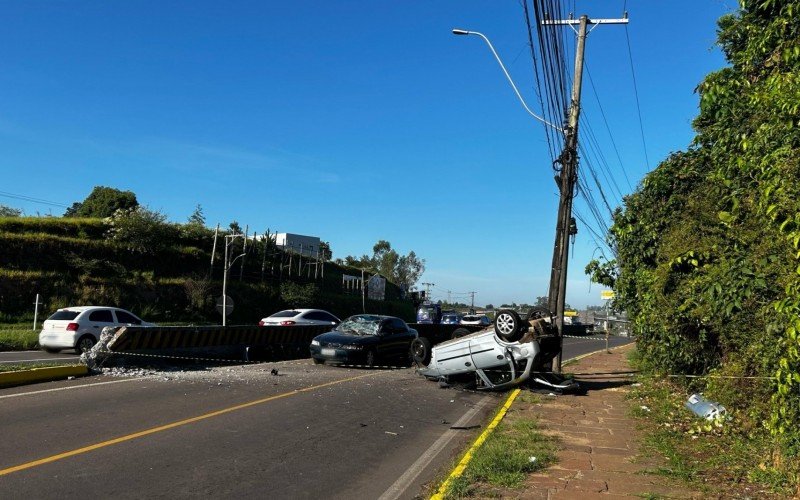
top-left (115, 310), bottom-right (142, 325)
top-left (319, 312), bottom-right (338, 322)
top-left (305, 311), bottom-right (334, 321)
top-left (47, 310), bottom-right (80, 321)
top-left (337, 315), bottom-right (381, 335)
top-left (88, 309), bottom-right (114, 322)
top-left (389, 318), bottom-right (407, 332)
top-left (270, 310), bottom-right (300, 318)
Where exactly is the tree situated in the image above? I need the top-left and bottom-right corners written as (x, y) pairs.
top-left (319, 241), bottom-right (333, 261)
top-left (0, 204), bottom-right (22, 217)
top-left (107, 206), bottom-right (170, 254)
top-left (343, 240), bottom-right (425, 290)
top-left (187, 204), bottom-right (205, 226)
top-left (228, 221), bottom-right (242, 234)
top-left (67, 186), bottom-right (138, 218)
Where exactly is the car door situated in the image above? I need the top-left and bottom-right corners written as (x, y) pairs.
top-left (468, 333), bottom-right (509, 371)
top-left (376, 319), bottom-right (411, 360)
top-left (87, 309), bottom-right (116, 339)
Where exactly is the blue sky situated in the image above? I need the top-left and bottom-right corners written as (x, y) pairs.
top-left (1, 1), bottom-right (735, 308)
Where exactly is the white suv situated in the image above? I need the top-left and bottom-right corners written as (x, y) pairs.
top-left (39, 306), bottom-right (154, 354)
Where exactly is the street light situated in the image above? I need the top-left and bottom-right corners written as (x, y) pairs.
top-left (452, 28), bottom-right (563, 133)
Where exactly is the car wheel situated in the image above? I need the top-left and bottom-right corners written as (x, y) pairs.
top-left (365, 349), bottom-right (377, 368)
top-left (75, 335), bottom-right (96, 354)
top-left (494, 309), bottom-right (524, 342)
top-left (452, 328), bottom-right (470, 339)
top-left (43, 347), bottom-right (61, 354)
top-left (410, 337), bottom-right (431, 367)
top-left (312, 357), bottom-right (325, 365)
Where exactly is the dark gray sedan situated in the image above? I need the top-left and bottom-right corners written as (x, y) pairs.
top-left (309, 314), bottom-right (418, 367)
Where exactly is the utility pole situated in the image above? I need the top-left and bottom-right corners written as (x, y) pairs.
top-left (222, 233), bottom-right (246, 327)
top-left (468, 291), bottom-right (477, 312)
top-left (421, 282), bottom-right (435, 300)
top-left (544, 13), bottom-right (628, 373)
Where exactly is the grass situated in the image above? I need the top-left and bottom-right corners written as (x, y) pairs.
top-left (0, 325), bottom-right (39, 351)
top-left (626, 347), bottom-right (798, 497)
top-left (442, 391), bottom-right (559, 498)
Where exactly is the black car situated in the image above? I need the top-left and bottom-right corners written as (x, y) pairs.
top-left (309, 314), bottom-right (418, 367)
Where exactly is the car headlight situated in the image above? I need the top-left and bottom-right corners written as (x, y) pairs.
top-left (311, 340), bottom-right (320, 346)
top-left (342, 344), bottom-right (363, 350)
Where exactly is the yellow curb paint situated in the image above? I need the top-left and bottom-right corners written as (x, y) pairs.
top-left (0, 372), bottom-right (375, 477)
top-left (0, 365), bottom-right (88, 388)
top-left (430, 388), bottom-right (522, 500)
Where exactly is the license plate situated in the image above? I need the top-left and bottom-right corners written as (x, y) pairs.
top-left (321, 348), bottom-right (336, 356)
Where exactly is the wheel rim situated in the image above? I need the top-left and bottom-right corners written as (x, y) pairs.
top-left (496, 314), bottom-right (515, 335)
top-left (412, 340), bottom-right (425, 359)
top-left (78, 338), bottom-right (95, 352)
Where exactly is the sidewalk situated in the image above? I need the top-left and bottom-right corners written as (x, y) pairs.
top-left (515, 344), bottom-right (698, 499)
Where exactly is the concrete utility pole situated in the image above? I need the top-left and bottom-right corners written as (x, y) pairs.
top-left (544, 13), bottom-right (628, 373)
top-left (222, 233), bottom-right (246, 327)
top-left (421, 282), bottom-right (435, 300)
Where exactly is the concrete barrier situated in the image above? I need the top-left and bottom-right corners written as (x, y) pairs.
top-left (0, 365), bottom-right (88, 388)
top-left (102, 324), bottom-right (333, 361)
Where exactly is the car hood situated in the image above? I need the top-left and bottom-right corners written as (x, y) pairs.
top-left (314, 331), bottom-right (379, 345)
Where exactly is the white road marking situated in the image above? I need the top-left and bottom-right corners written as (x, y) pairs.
top-left (378, 395), bottom-right (493, 500)
top-left (0, 378), bottom-right (145, 400)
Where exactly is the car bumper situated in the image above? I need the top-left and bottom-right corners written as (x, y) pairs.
top-left (39, 330), bottom-right (79, 349)
top-left (309, 345), bottom-right (369, 364)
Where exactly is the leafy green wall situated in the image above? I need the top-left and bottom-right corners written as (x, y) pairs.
top-left (594, 0), bottom-right (800, 467)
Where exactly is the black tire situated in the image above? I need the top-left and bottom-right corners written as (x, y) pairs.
top-left (312, 357), bottom-right (325, 365)
top-left (451, 328), bottom-right (471, 340)
top-left (75, 335), bottom-right (96, 354)
top-left (365, 349), bottom-right (377, 368)
top-left (494, 309), bottom-right (524, 342)
top-left (43, 347), bottom-right (61, 354)
top-left (410, 337), bottom-right (432, 367)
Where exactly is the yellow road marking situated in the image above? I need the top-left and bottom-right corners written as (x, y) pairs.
top-left (0, 372), bottom-right (375, 477)
top-left (430, 388), bottom-right (521, 500)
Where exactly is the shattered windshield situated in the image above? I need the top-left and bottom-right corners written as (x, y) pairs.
top-left (336, 315), bottom-right (382, 336)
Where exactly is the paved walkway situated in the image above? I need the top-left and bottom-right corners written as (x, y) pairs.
top-left (515, 344), bottom-right (699, 499)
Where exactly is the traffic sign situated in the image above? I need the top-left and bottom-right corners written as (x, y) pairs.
top-left (216, 295), bottom-right (234, 316)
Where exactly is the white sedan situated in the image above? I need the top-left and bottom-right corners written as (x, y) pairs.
top-left (39, 306), bottom-right (154, 354)
top-left (258, 309), bottom-right (340, 327)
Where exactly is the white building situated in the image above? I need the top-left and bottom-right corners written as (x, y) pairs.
top-left (274, 233), bottom-right (321, 257)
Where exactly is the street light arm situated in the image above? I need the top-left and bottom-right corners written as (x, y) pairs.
top-left (453, 28), bottom-right (564, 134)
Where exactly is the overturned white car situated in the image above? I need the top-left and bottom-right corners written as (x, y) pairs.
top-left (414, 309), bottom-right (563, 390)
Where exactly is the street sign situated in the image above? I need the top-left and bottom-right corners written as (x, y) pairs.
top-left (600, 290), bottom-right (615, 300)
top-left (216, 295), bottom-right (234, 316)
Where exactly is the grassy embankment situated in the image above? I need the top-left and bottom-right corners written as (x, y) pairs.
top-left (627, 349), bottom-right (798, 497)
top-left (0, 324), bottom-right (39, 351)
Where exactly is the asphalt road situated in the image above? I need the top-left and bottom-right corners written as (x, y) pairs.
top-left (0, 334), bottom-right (632, 499)
top-left (0, 350), bottom-right (80, 364)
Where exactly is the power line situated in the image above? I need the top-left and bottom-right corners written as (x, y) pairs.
top-left (0, 190), bottom-right (69, 209)
top-left (624, 19), bottom-right (651, 171)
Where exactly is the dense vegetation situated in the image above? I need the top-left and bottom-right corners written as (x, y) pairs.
top-left (0, 215), bottom-right (413, 325)
top-left (587, 0), bottom-right (800, 481)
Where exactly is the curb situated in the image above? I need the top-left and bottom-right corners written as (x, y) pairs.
top-left (0, 365), bottom-right (89, 388)
top-left (430, 388), bottom-right (522, 499)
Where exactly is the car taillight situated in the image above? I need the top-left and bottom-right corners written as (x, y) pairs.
top-left (258, 320), bottom-right (265, 327)
top-left (280, 320), bottom-right (296, 326)
top-left (66, 323), bottom-right (79, 331)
